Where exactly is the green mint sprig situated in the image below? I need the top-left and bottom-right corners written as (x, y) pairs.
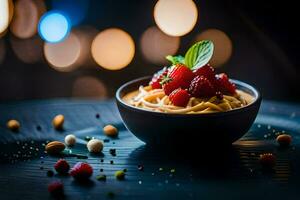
top-left (166, 40), bottom-right (214, 70)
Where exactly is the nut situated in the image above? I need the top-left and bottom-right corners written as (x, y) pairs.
top-left (103, 125), bottom-right (118, 137)
top-left (7, 119), bottom-right (20, 132)
top-left (65, 134), bottom-right (76, 146)
top-left (45, 141), bottom-right (65, 155)
top-left (87, 139), bottom-right (103, 153)
top-left (276, 134), bottom-right (292, 147)
top-left (52, 114), bottom-right (64, 130)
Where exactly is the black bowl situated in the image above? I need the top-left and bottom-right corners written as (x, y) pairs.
top-left (116, 77), bottom-right (261, 147)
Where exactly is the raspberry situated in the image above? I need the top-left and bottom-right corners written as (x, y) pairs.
top-left (48, 181), bottom-right (64, 197)
top-left (169, 88), bottom-right (190, 107)
top-left (189, 75), bottom-right (215, 97)
top-left (259, 153), bottom-right (276, 168)
top-left (150, 67), bottom-right (168, 89)
top-left (216, 73), bottom-right (236, 95)
top-left (193, 64), bottom-right (215, 82)
top-left (162, 64), bottom-right (194, 95)
top-left (70, 162), bottom-right (93, 181)
top-left (54, 159), bottom-right (70, 174)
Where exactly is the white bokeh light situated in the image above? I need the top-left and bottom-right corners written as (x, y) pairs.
top-left (154, 0), bottom-right (198, 37)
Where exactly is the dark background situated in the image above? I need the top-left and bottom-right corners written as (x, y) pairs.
top-left (0, 0), bottom-right (299, 101)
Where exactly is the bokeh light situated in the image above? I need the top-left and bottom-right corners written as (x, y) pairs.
top-left (154, 0), bottom-right (198, 37)
top-left (10, 35), bottom-right (44, 64)
top-left (51, 0), bottom-right (89, 26)
top-left (196, 29), bottom-right (233, 67)
top-left (140, 26), bottom-right (180, 64)
top-left (38, 11), bottom-right (71, 43)
top-left (91, 28), bottom-right (135, 70)
top-left (73, 26), bottom-right (98, 68)
top-left (10, 0), bottom-right (46, 39)
top-left (0, 0), bottom-right (13, 34)
top-left (44, 32), bottom-right (81, 72)
top-left (0, 39), bottom-right (5, 64)
top-left (72, 76), bottom-right (107, 99)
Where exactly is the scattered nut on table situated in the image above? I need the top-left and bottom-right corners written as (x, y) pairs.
top-left (52, 114), bottom-right (64, 130)
top-left (45, 141), bottom-right (65, 155)
top-left (103, 125), bottom-right (118, 137)
top-left (7, 119), bottom-right (20, 132)
top-left (87, 139), bottom-right (103, 153)
top-left (276, 134), bottom-right (292, 147)
top-left (65, 134), bottom-right (76, 146)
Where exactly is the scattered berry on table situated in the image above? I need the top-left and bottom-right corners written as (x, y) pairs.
top-left (103, 125), bottom-right (118, 137)
top-left (169, 88), bottom-right (190, 107)
top-left (96, 174), bottom-right (107, 181)
top-left (52, 114), bottom-right (64, 130)
top-left (115, 170), bottom-right (125, 180)
top-left (110, 160), bottom-right (114, 164)
top-left (54, 159), bottom-right (70, 174)
top-left (162, 64), bottom-right (195, 95)
top-left (109, 148), bottom-right (116, 156)
top-left (70, 162), bottom-right (93, 181)
top-left (48, 181), bottom-right (64, 197)
top-left (276, 134), bottom-right (292, 147)
top-left (95, 113), bottom-right (100, 118)
top-left (87, 139), bottom-right (103, 153)
top-left (47, 170), bottom-right (54, 177)
top-left (259, 153), bottom-right (276, 168)
top-left (36, 125), bottom-right (42, 131)
top-left (7, 119), bottom-right (20, 132)
top-left (189, 75), bottom-right (215, 97)
top-left (64, 134), bottom-right (76, 146)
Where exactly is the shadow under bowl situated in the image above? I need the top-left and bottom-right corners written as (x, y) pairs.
top-left (116, 77), bottom-right (261, 148)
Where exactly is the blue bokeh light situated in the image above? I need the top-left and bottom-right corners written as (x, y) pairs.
top-left (38, 11), bottom-right (71, 43)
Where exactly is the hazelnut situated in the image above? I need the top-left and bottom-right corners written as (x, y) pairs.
top-left (276, 134), bottom-right (292, 147)
top-left (259, 153), bottom-right (276, 168)
top-left (103, 125), bottom-right (118, 137)
top-left (7, 119), bottom-right (20, 132)
top-left (65, 134), bottom-right (76, 146)
top-left (87, 139), bottom-right (103, 153)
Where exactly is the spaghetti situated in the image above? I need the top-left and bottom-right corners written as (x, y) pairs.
top-left (123, 86), bottom-right (254, 114)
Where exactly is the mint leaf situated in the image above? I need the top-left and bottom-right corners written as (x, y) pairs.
top-left (166, 55), bottom-right (185, 65)
top-left (184, 40), bottom-right (214, 70)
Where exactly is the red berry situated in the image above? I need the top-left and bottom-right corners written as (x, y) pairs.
top-left (259, 153), bottom-right (276, 168)
top-left (193, 64), bottom-right (216, 82)
top-left (216, 73), bottom-right (236, 95)
top-left (189, 75), bottom-right (215, 97)
top-left (70, 162), bottom-right (93, 181)
top-left (169, 88), bottom-right (190, 107)
top-left (162, 64), bottom-right (195, 95)
top-left (150, 67), bottom-right (168, 89)
top-left (54, 159), bottom-right (70, 174)
top-left (48, 181), bottom-right (64, 197)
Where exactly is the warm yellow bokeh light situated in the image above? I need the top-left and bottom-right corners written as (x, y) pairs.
top-left (196, 29), bottom-right (233, 67)
top-left (140, 26), bottom-right (180, 64)
top-left (72, 76), bottom-right (107, 99)
top-left (0, 39), bottom-right (5, 64)
top-left (10, 0), bottom-right (46, 39)
top-left (10, 35), bottom-right (43, 64)
top-left (91, 28), bottom-right (135, 70)
top-left (154, 0), bottom-right (198, 37)
top-left (44, 32), bottom-right (81, 72)
top-left (0, 0), bottom-right (14, 34)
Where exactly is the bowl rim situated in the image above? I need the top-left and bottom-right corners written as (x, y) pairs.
top-left (116, 76), bottom-right (261, 117)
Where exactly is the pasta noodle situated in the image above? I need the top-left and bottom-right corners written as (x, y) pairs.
top-left (123, 85), bottom-right (254, 114)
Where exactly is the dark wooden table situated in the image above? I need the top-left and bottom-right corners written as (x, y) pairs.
top-left (0, 99), bottom-right (300, 200)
